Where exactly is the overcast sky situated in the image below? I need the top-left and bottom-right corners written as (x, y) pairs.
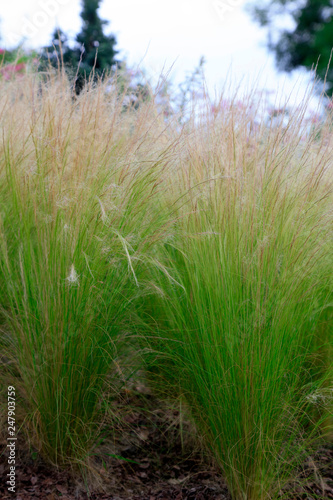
top-left (0, 0), bottom-right (318, 107)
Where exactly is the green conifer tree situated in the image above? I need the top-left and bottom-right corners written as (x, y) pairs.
top-left (40, 0), bottom-right (118, 92)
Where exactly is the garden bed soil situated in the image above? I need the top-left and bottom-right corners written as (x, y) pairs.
top-left (1, 391), bottom-right (333, 499)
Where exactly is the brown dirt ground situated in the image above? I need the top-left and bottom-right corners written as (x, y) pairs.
top-left (1, 390), bottom-right (333, 500)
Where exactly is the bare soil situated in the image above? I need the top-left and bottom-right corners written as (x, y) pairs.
top-left (1, 391), bottom-right (333, 500)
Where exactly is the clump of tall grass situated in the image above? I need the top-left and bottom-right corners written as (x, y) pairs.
top-left (0, 69), bottom-right (176, 467)
top-left (143, 89), bottom-right (333, 499)
top-left (0, 64), bottom-right (332, 499)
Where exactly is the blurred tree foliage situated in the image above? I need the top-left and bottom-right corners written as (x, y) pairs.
top-left (40, 0), bottom-right (118, 92)
top-left (40, 28), bottom-right (76, 69)
top-left (247, 0), bottom-right (333, 96)
top-left (76, 0), bottom-right (118, 73)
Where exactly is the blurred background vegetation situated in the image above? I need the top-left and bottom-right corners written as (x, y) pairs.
top-left (248, 0), bottom-right (333, 97)
top-left (1, 0), bottom-right (333, 104)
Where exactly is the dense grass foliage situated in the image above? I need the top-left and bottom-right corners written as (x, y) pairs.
top-left (141, 98), bottom-right (333, 498)
top-left (0, 73), bottom-right (175, 466)
top-left (144, 146), bottom-right (333, 498)
top-left (0, 71), bottom-right (332, 498)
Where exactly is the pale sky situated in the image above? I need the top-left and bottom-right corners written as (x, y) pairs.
top-left (0, 0), bottom-right (318, 108)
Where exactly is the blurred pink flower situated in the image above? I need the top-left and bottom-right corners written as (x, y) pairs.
top-left (0, 62), bottom-right (25, 80)
top-left (14, 63), bottom-right (25, 71)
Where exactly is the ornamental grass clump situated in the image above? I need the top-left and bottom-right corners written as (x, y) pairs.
top-left (0, 70), bottom-right (175, 467)
top-left (143, 90), bottom-right (333, 499)
top-left (0, 64), bottom-right (332, 498)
